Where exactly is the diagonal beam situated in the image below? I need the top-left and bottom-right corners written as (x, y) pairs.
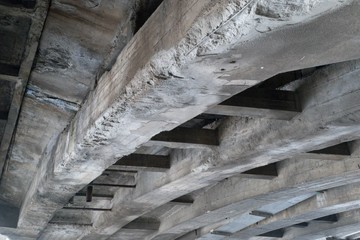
top-left (283, 209), bottom-right (360, 240)
top-left (21, 0), bottom-right (262, 233)
top-left (144, 144), bottom-right (360, 240)
top-left (113, 154), bottom-right (170, 172)
top-left (232, 183), bottom-right (360, 238)
top-left (205, 89), bottom-right (301, 120)
top-left (90, 60), bottom-right (360, 238)
top-left (21, 1), bottom-right (360, 238)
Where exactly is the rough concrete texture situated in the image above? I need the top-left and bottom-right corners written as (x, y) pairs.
top-left (0, 95), bottom-right (76, 207)
top-left (283, 210), bottom-right (360, 239)
top-left (0, 0), bottom-right (359, 239)
top-left (234, 183), bottom-right (360, 238)
top-left (141, 142), bottom-right (360, 240)
top-left (0, 1), bottom-right (49, 226)
top-left (0, 0), bottom-right (142, 217)
top-left (87, 59), bottom-right (360, 240)
top-left (16, 1), bottom-right (358, 237)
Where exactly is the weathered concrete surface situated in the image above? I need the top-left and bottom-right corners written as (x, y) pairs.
top-left (0, 0), bottom-right (49, 182)
top-left (17, 0), bottom-right (360, 238)
top-left (283, 209), bottom-right (360, 240)
top-left (233, 183), bottom-right (360, 238)
top-left (38, 224), bottom-right (92, 240)
top-left (86, 58), bottom-right (360, 240)
top-left (0, 95), bottom-right (76, 207)
top-left (0, 0), bottom-right (140, 210)
top-left (145, 142), bottom-right (360, 240)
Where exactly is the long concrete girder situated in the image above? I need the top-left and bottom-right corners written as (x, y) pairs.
top-left (232, 183), bottom-right (360, 238)
top-left (282, 209), bottom-right (360, 240)
top-left (84, 58), bottom-right (360, 240)
top-left (143, 142), bottom-right (360, 240)
top-left (19, 0), bottom-right (360, 238)
top-left (61, 4), bottom-right (356, 240)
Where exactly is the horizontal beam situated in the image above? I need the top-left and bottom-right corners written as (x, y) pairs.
top-left (241, 163), bottom-right (278, 180)
top-left (314, 214), bottom-right (338, 223)
top-left (292, 222), bottom-right (309, 228)
top-left (297, 142), bottom-right (351, 161)
top-left (232, 184), bottom-right (360, 238)
top-left (147, 143), bottom-right (360, 240)
top-left (123, 218), bottom-right (160, 230)
top-left (150, 127), bottom-right (219, 147)
top-left (205, 90), bottom-right (301, 120)
top-left (259, 229), bottom-right (285, 238)
top-left (62, 207), bottom-right (112, 211)
top-left (75, 193), bottom-right (114, 199)
top-left (48, 221), bottom-right (92, 226)
top-left (21, 2), bottom-right (360, 237)
top-left (211, 230), bottom-right (231, 237)
top-left (169, 196), bottom-right (194, 206)
top-left (284, 209), bottom-right (360, 240)
top-left (114, 154), bottom-right (170, 172)
top-left (89, 183), bottom-right (136, 188)
top-left (102, 58), bottom-right (360, 238)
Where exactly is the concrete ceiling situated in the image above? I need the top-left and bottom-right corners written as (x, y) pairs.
top-left (1, 0), bottom-right (360, 239)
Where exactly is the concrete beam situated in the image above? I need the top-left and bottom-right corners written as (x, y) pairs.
top-left (205, 89), bottom-right (301, 120)
top-left (22, 0), bottom-right (258, 233)
top-left (21, 0), bottom-right (360, 238)
top-left (259, 229), bottom-right (285, 238)
top-left (149, 128), bottom-right (219, 148)
top-left (114, 154), bottom-right (170, 172)
top-left (232, 183), bottom-right (360, 238)
top-left (241, 163), bottom-right (278, 180)
top-left (296, 142), bottom-right (351, 161)
top-left (270, 220), bottom-right (360, 240)
top-left (145, 143), bottom-right (360, 240)
top-left (314, 214), bottom-right (338, 223)
top-left (123, 218), bottom-right (160, 231)
top-left (90, 60), bottom-right (360, 239)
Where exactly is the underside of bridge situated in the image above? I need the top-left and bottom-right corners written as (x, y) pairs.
top-left (1, 0), bottom-right (360, 239)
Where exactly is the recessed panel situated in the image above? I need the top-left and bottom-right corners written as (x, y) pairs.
top-left (0, 14), bottom-right (31, 76)
top-left (0, 0), bottom-right (36, 8)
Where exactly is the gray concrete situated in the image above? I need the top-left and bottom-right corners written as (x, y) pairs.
top-left (282, 209), bottom-right (360, 240)
top-left (89, 58), bottom-right (360, 240)
top-left (233, 183), bottom-right (360, 238)
top-left (20, 1), bottom-right (360, 239)
top-left (0, 199), bottom-right (19, 228)
top-left (145, 142), bottom-right (360, 240)
top-left (0, 0), bottom-right (360, 239)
